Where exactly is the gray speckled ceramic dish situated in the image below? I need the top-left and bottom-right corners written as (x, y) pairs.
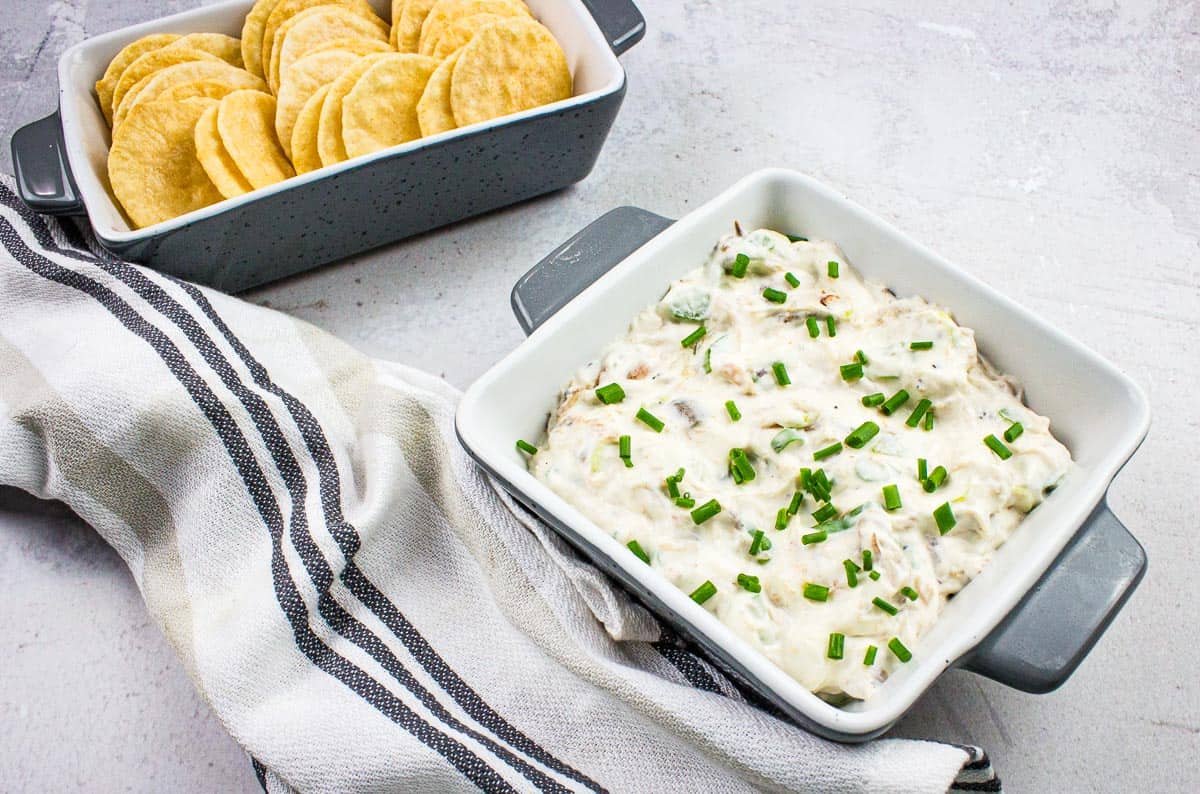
top-left (10, 0), bottom-right (643, 293)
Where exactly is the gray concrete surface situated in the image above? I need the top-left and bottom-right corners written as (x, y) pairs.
top-left (2, 0), bottom-right (1197, 791)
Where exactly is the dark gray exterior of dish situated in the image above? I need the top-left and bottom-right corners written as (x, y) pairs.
top-left (10, 0), bottom-right (645, 294)
top-left (459, 206), bottom-right (1149, 743)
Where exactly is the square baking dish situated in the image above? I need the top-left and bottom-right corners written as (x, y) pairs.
top-left (9, 0), bottom-right (644, 292)
top-left (456, 169), bottom-right (1149, 741)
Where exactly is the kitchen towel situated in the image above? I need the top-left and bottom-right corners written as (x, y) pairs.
top-left (0, 177), bottom-right (997, 794)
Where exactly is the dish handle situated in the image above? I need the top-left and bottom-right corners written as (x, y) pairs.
top-left (579, 0), bottom-right (647, 55)
top-left (961, 498), bottom-right (1146, 693)
top-left (511, 205), bottom-right (672, 335)
top-left (10, 110), bottom-right (86, 217)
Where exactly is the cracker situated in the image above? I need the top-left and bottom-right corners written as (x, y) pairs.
top-left (341, 53), bottom-right (438, 158)
top-left (217, 90), bottom-right (296, 189)
top-left (194, 102), bottom-right (254, 199)
top-left (95, 34), bottom-right (181, 126)
top-left (450, 17), bottom-right (570, 127)
top-left (416, 48), bottom-right (461, 136)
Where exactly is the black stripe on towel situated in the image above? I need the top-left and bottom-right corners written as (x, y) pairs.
top-left (0, 213), bottom-right (515, 794)
top-left (250, 757), bottom-right (268, 792)
top-left (178, 280), bottom-right (608, 794)
top-left (0, 189), bottom-right (590, 792)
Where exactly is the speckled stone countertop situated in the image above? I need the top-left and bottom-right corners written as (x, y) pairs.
top-left (1, 1), bottom-right (1197, 791)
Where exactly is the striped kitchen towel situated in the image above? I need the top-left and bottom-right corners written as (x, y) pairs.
top-left (0, 176), bottom-right (997, 794)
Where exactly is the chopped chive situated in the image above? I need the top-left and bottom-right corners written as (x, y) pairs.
top-left (806, 316), bottom-right (821, 338)
top-left (674, 467), bottom-right (685, 481)
top-left (704, 347), bottom-right (713, 373)
top-left (763, 287), bottom-right (788, 304)
top-left (888, 637), bottom-right (912, 662)
top-left (771, 428), bottom-right (804, 453)
top-left (675, 495), bottom-right (695, 508)
top-left (731, 253), bottom-right (750, 278)
top-left (917, 458), bottom-right (928, 481)
top-left (880, 389), bottom-right (911, 416)
top-left (862, 392), bottom-right (886, 407)
top-left (811, 502), bottom-right (839, 524)
top-left (636, 407), bottom-right (665, 432)
top-left (772, 361), bottom-right (791, 386)
top-left (801, 530), bottom-right (828, 545)
top-left (826, 316), bottom-right (837, 337)
top-left (855, 349), bottom-right (869, 365)
top-left (787, 490), bottom-right (805, 515)
top-left (844, 559), bottom-right (859, 588)
top-left (725, 400), bottom-right (741, 421)
top-left (984, 434), bottom-right (1012, 460)
top-left (619, 434), bottom-right (632, 460)
top-left (749, 529), bottom-right (768, 556)
top-left (785, 271), bottom-right (801, 288)
top-left (845, 421), bottom-right (880, 449)
top-left (862, 549), bottom-right (874, 571)
top-left (863, 645), bottom-right (878, 665)
top-left (666, 476), bottom-right (680, 499)
top-left (872, 596), bottom-right (899, 616)
top-left (905, 398), bottom-right (932, 428)
top-left (882, 484), bottom-right (902, 511)
top-left (813, 441), bottom-right (843, 461)
top-left (869, 570), bottom-right (881, 581)
top-left (729, 448), bottom-right (756, 483)
top-left (775, 508), bottom-right (790, 530)
top-left (799, 467), bottom-right (813, 491)
top-left (736, 573), bottom-right (762, 593)
top-left (691, 499), bottom-right (722, 525)
top-left (827, 632), bottom-right (845, 659)
top-left (622, 456), bottom-right (634, 468)
top-left (690, 580), bottom-right (717, 604)
top-left (900, 586), bottom-right (919, 601)
top-left (840, 362), bottom-right (864, 381)
top-left (924, 410), bottom-right (934, 431)
top-left (922, 465), bottom-right (947, 493)
top-left (786, 233), bottom-right (808, 242)
top-left (681, 326), bottom-right (707, 348)
top-left (934, 502), bottom-right (956, 534)
top-left (827, 260), bottom-right (840, 278)
top-left (627, 540), bottom-right (650, 564)
top-left (595, 383), bottom-right (625, 404)
top-left (909, 341), bottom-right (933, 351)
top-left (803, 583), bottom-right (830, 601)
top-left (1004, 421), bottom-right (1024, 443)
top-left (516, 439), bottom-right (538, 455)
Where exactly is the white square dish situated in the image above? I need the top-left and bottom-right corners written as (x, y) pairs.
top-left (457, 169), bottom-right (1149, 740)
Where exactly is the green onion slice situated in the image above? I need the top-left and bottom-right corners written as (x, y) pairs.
top-left (827, 632), bottom-right (845, 659)
top-left (787, 490), bottom-right (805, 515)
top-left (736, 573), bottom-right (762, 593)
top-left (775, 508), bottom-right (790, 531)
top-left (840, 362), bottom-right (864, 381)
top-left (868, 570), bottom-right (881, 581)
top-left (731, 253), bottom-right (749, 278)
top-left (772, 361), bottom-right (791, 386)
top-left (803, 582), bottom-right (830, 601)
top-left (595, 383), bottom-right (626, 404)
top-left (917, 458), bottom-right (928, 481)
top-left (763, 287), bottom-right (788, 304)
top-left (827, 260), bottom-right (840, 278)
top-left (900, 586), bottom-right (919, 601)
top-left (811, 502), bottom-right (838, 524)
top-left (1004, 421), bottom-right (1024, 443)
top-left (855, 349), bottom-right (869, 365)
top-left (888, 637), bottom-right (912, 662)
top-left (872, 597), bottom-right (899, 616)
top-left (691, 499), bottom-right (722, 525)
top-left (637, 407), bottom-right (665, 432)
top-left (771, 428), bottom-right (804, 453)
top-left (785, 271), bottom-right (801, 288)
top-left (627, 540), bottom-right (650, 564)
top-left (680, 326), bottom-right (707, 348)
top-left (844, 559), bottom-right (859, 588)
top-left (984, 434), bottom-right (1012, 459)
top-left (934, 502), bottom-right (956, 534)
top-left (864, 645), bottom-right (878, 665)
top-left (516, 439), bottom-right (537, 455)
top-left (909, 341), bottom-right (933, 350)
top-left (725, 400), bottom-right (741, 421)
top-left (801, 530), bottom-right (828, 545)
top-left (675, 495), bottom-right (695, 508)
top-left (826, 316), bottom-right (837, 336)
top-left (862, 392), bottom-right (885, 407)
top-left (862, 549), bottom-right (874, 571)
top-left (905, 398), bottom-right (932, 428)
top-left (749, 529), bottom-right (769, 556)
top-left (813, 442), bottom-right (843, 461)
top-left (922, 465), bottom-right (947, 493)
top-left (690, 580), bottom-right (717, 604)
top-left (844, 421), bottom-right (879, 449)
top-left (882, 484), bottom-right (902, 511)
top-left (880, 389), bottom-right (911, 416)
top-left (806, 316), bottom-right (820, 338)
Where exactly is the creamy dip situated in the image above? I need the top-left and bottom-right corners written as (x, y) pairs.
top-left (527, 228), bottom-right (1071, 700)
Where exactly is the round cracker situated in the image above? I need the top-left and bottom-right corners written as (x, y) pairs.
top-left (195, 103), bottom-right (253, 199)
top-left (158, 79), bottom-right (261, 105)
top-left (450, 17), bottom-right (570, 127)
top-left (242, 0), bottom-right (283, 78)
top-left (114, 60), bottom-right (264, 131)
top-left (389, 0), bottom-right (405, 47)
top-left (95, 34), bottom-right (181, 127)
top-left (418, 0), bottom-right (529, 55)
top-left (271, 6), bottom-right (388, 92)
top-left (395, 0), bottom-right (439, 52)
top-left (424, 12), bottom-right (502, 59)
top-left (112, 48), bottom-right (223, 123)
top-left (306, 38), bottom-right (393, 58)
top-left (168, 33), bottom-right (245, 68)
top-left (342, 53), bottom-right (438, 159)
top-left (261, 0), bottom-right (380, 79)
top-left (417, 48), bottom-right (461, 136)
top-left (316, 53), bottom-right (391, 166)
top-left (217, 90), bottom-right (296, 189)
top-left (291, 83), bottom-right (331, 174)
top-left (109, 98), bottom-right (223, 228)
top-left (275, 48), bottom-right (363, 159)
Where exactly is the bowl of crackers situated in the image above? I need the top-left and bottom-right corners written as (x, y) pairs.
top-left (11, 0), bottom-right (644, 291)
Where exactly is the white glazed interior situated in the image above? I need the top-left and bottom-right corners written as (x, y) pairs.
top-left (56, 0), bottom-right (626, 241)
top-left (457, 169), bottom-right (1151, 736)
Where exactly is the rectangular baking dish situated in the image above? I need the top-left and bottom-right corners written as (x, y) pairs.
top-left (456, 169), bottom-right (1149, 741)
top-left (9, 0), bottom-right (644, 293)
